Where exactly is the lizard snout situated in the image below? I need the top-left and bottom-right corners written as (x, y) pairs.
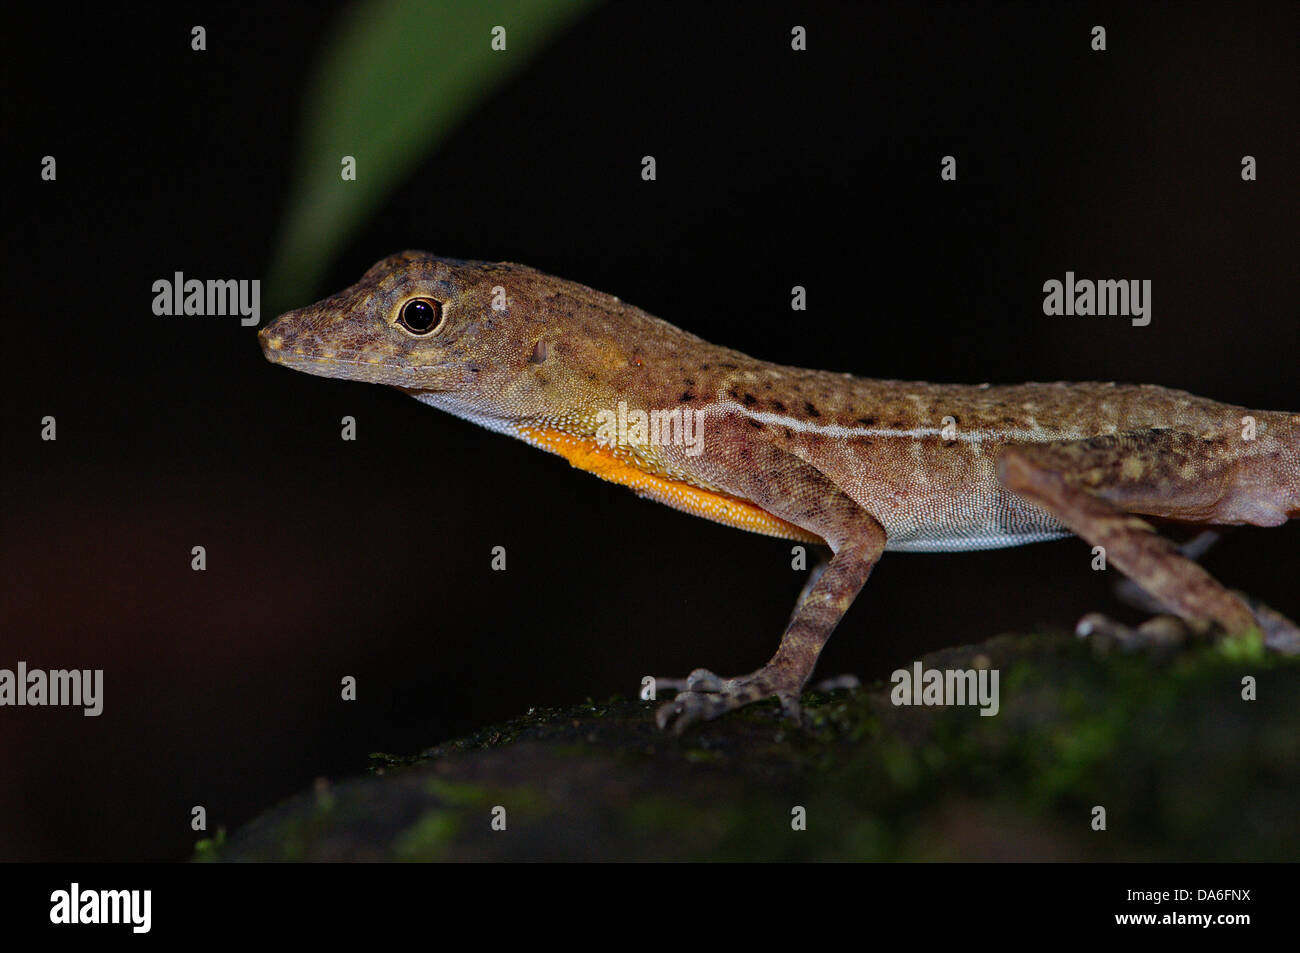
top-left (257, 321), bottom-right (283, 361)
top-left (258, 308), bottom-right (309, 364)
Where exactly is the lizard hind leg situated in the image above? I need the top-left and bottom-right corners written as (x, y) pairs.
top-left (1099, 526), bottom-right (1300, 654)
top-left (1088, 528), bottom-right (1225, 653)
top-left (997, 434), bottom-right (1297, 653)
top-left (1111, 528), bottom-right (1221, 616)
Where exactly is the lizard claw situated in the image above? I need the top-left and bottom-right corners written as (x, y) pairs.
top-left (655, 690), bottom-right (732, 734)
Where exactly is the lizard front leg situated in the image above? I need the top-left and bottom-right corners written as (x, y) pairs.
top-left (656, 447), bottom-right (887, 734)
top-left (655, 530), bottom-right (883, 733)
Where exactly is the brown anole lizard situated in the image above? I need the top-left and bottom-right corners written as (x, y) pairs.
top-left (260, 252), bottom-right (1300, 732)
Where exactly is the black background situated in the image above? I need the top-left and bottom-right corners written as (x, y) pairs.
top-left (2, 1), bottom-right (1297, 862)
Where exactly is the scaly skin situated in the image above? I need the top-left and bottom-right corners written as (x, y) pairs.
top-left (260, 252), bottom-right (1300, 731)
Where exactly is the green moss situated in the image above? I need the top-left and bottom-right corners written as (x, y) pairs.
top-left (393, 810), bottom-right (460, 861)
top-left (1213, 627), bottom-right (1265, 663)
top-left (191, 826), bottom-right (226, 861)
top-left (423, 777), bottom-right (552, 817)
top-left (682, 748), bottom-right (723, 764)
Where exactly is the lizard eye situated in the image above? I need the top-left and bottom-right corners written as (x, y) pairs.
top-left (398, 298), bottom-right (443, 335)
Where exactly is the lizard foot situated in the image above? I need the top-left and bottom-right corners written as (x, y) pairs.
top-left (654, 668), bottom-right (802, 735)
top-left (1248, 599), bottom-right (1300, 655)
top-left (1079, 594), bottom-right (1300, 657)
top-left (1076, 612), bottom-right (1191, 655)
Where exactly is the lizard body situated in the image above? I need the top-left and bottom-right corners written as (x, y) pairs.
top-left (260, 252), bottom-right (1300, 730)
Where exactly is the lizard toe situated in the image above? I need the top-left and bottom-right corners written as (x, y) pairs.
top-left (652, 669), bottom-right (805, 733)
top-left (810, 673), bottom-right (860, 692)
top-left (683, 668), bottom-right (726, 692)
top-left (651, 668), bottom-right (724, 695)
top-left (655, 691), bottom-right (731, 734)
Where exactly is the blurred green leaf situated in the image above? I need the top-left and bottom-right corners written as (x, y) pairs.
top-left (268, 0), bottom-right (597, 313)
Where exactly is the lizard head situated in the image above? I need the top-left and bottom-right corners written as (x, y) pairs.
top-left (260, 250), bottom-right (706, 428)
top-left (260, 251), bottom-right (528, 392)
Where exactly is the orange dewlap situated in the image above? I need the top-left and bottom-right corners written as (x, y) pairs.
top-left (519, 426), bottom-right (824, 545)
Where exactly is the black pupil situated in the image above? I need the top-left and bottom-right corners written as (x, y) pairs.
top-left (402, 299), bottom-right (438, 332)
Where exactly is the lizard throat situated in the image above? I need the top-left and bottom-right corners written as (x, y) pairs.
top-left (516, 426), bottom-right (824, 544)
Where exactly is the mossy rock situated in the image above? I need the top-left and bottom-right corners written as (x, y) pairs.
top-left (209, 632), bottom-right (1297, 861)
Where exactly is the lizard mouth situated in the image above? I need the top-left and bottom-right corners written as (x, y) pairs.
top-left (258, 327), bottom-right (462, 389)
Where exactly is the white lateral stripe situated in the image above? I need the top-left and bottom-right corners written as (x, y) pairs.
top-left (720, 403), bottom-right (1083, 443)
